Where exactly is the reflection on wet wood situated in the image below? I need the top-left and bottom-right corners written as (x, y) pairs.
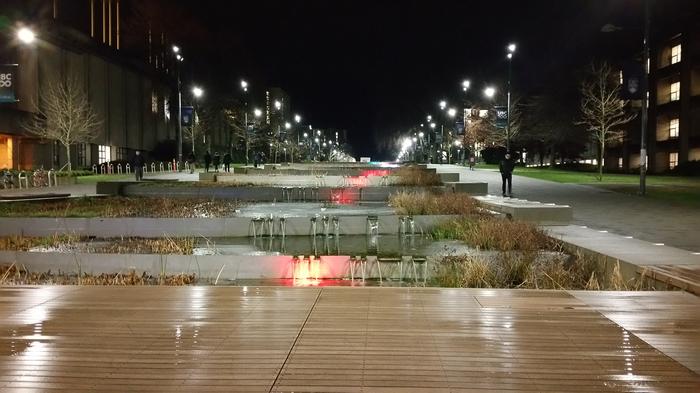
top-left (0, 286), bottom-right (698, 392)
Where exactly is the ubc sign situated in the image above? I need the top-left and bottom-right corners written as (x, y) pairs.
top-left (494, 106), bottom-right (508, 128)
top-left (0, 64), bottom-right (18, 103)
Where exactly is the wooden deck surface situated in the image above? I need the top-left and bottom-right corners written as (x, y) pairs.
top-left (0, 286), bottom-right (699, 392)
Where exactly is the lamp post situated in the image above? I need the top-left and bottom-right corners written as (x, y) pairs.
top-left (241, 80), bottom-right (249, 163)
top-left (506, 43), bottom-right (516, 151)
top-left (639, 0), bottom-right (650, 196)
top-left (191, 86), bottom-right (203, 153)
top-left (173, 45), bottom-right (184, 168)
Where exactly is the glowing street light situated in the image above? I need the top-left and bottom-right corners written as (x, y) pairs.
top-left (427, 115), bottom-right (432, 122)
top-left (430, 123), bottom-right (436, 129)
top-left (176, 54), bottom-right (183, 61)
top-left (462, 79), bottom-right (471, 92)
top-left (285, 122), bottom-right (291, 130)
top-left (254, 108), bottom-right (262, 118)
top-left (439, 100), bottom-right (447, 110)
top-left (17, 27), bottom-right (36, 44)
top-left (274, 100), bottom-right (282, 110)
top-left (484, 86), bottom-right (496, 99)
top-left (507, 43), bottom-right (517, 53)
top-left (294, 114), bottom-right (301, 123)
top-left (192, 86), bottom-right (203, 98)
top-left (303, 132), bottom-right (308, 138)
top-left (418, 132), bottom-right (424, 138)
top-left (172, 45), bottom-right (180, 53)
top-left (447, 108), bottom-right (457, 118)
top-left (241, 79), bottom-right (248, 92)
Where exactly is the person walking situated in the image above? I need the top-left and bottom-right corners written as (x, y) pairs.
top-left (468, 156), bottom-right (476, 171)
top-left (499, 152), bottom-right (515, 197)
top-left (213, 152), bottom-right (221, 172)
top-left (187, 152), bottom-right (196, 174)
top-left (133, 151), bottom-right (145, 181)
top-left (204, 151), bottom-right (211, 173)
top-left (223, 152), bottom-right (232, 173)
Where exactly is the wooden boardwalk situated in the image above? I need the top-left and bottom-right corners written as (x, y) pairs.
top-left (0, 286), bottom-right (699, 392)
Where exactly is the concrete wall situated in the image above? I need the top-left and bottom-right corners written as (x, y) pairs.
top-left (0, 215), bottom-right (457, 237)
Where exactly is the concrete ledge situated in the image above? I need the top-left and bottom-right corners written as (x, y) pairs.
top-left (0, 214), bottom-right (458, 237)
top-left (475, 195), bottom-right (572, 225)
top-left (446, 182), bottom-right (488, 196)
top-left (95, 181), bottom-right (138, 195)
top-left (198, 172), bottom-right (217, 181)
top-left (438, 173), bottom-right (459, 182)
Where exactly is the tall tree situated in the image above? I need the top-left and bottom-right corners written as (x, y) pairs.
top-left (23, 76), bottom-right (101, 172)
top-left (577, 62), bottom-right (636, 180)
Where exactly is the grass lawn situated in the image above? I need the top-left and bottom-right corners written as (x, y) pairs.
top-left (477, 164), bottom-right (700, 207)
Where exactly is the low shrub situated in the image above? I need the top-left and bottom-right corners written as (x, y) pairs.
top-left (0, 264), bottom-right (195, 285)
top-left (393, 166), bottom-right (442, 186)
top-left (430, 217), bottom-right (554, 252)
top-left (389, 191), bottom-right (483, 216)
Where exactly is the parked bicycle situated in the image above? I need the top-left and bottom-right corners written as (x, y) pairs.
top-left (1, 170), bottom-right (17, 189)
top-left (32, 168), bottom-right (49, 188)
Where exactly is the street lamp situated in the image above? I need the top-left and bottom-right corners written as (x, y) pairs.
top-left (192, 86), bottom-right (203, 98)
top-left (294, 114), bottom-right (301, 123)
top-left (240, 79), bottom-right (248, 92)
top-left (447, 108), bottom-right (457, 118)
top-left (254, 108), bottom-right (262, 118)
top-left (172, 44), bottom-right (184, 167)
top-left (17, 27), bottom-right (36, 44)
top-left (285, 122), bottom-right (291, 130)
top-left (462, 79), bottom-right (471, 92)
top-left (439, 100), bottom-right (447, 110)
top-left (506, 42), bottom-right (517, 151)
top-left (274, 100), bottom-right (282, 111)
top-left (484, 86), bottom-right (496, 99)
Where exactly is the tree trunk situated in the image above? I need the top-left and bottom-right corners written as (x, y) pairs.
top-left (598, 140), bottom-right (604, 181)
top-left (65, 144), bottom-right (72, 173)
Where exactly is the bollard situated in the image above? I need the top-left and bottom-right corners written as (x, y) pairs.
top-left (167, 162), bottom-right (173, 171)
top-left (92, 164), bottom-right (97, 174)
top-left (117, 163), bottom-right (122, 174)
top-left (125, 163), bottom-right (131, 174)
top-left (151, 162), bottom-right (156, 173)
top-left (100, 164), bottom-right (106, 174)
top-left (184, 161), bottom-right (189, 171)
top-left (159, 162), bottom-right (165, 172)
top-left (108, 164), bottom-right (114, 174)
top-left (48, 169), bottom-right (57, 187)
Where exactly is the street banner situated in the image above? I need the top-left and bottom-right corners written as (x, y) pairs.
top-left (0, 64), bottom-right (18, 103)
top-left (454, 121), bottom-right (464, 134)
top-left (622, 61), bottom-right (645, 100)
top-left (181, 106), bottom-right (194, 126)
top-left (494, 106), bottom-right (508, 128)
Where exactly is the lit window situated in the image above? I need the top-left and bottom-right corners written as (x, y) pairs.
top-left (669, 152), bottom-right (679, 169)
top-left (619, 70), bottom-right (623, 85)
top-left (670, 82), bottom-right (680, 101)
top-left (164, 98), bottom-right (170, 121)
top-left (151, 92), bottom-right (158, 113)
top-left (618, 157), bottom-right (623, 168)
top-left (671, 44), bottom-right (681, 64)
top-left (98, 145), bottom-right (111, 164)
top-left (669, 118), bottom-right (679, 138)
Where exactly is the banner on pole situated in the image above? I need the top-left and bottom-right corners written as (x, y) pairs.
top-left (181, 106), bottom-right (194, 126)
top-left (494, 106), bottom-right (508, 128)
top-left (0, 64), bottom-right (18, 103)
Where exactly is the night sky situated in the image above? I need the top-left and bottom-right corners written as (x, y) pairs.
top-left (165, 0), bottom-right (699, 159)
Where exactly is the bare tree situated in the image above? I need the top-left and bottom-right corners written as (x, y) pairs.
top-left (23, 76), bottom-right (101, 172)
top-left (577, 62), bottom-right (636, 180)
top-left (484, 97), bottom-right (523, 149)
top-left (225, 108), bottom-right (258, 164)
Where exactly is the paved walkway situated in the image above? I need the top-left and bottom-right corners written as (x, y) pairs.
top-left (0, 286), bottom-right (698, 392)
top-left (430, 165), bottom-right (700, 252)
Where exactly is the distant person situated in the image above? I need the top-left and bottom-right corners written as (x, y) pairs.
top-left (213, 152), bottom-right (221, 172)
top-left (133, 151), bottom-right (144, 181)
top-left (253, 151), bottom-right (260, 168)
top-left (469, 156), bottom-right (475, 171)
top-left (223, 152), bottom-right (232, 173)
top-left (187, 152), bottom-right (196, 174)
top-left (204, 151), bottom-right (211, 173)
top-left (499, 152), bottom-right (515, 197)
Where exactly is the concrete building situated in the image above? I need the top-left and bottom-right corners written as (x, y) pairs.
top-left (0, 0), bottom-right (175, 170)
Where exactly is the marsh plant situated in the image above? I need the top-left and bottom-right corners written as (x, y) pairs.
top-left (0, 235), bottom-right (196, 255)
top-left (432, 251), bottom-right (655, 290)
top-left (392, 166), bottom-right (442, 187)
top-left (430, 217), bottom-right (555, 252)
top-left (0, 264), bottom-right (195, 286)
top-left (390, 191), bottom-right (484, 216)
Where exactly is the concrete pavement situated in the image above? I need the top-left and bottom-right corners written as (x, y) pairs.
top-left (430, 164), bottom-right (700, 253)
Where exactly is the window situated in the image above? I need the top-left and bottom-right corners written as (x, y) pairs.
top-left (618, 157), bottom-right (623, 168)
top-left (76, 143), bottom-right (88, 167)
top-left (116, 147), bottom-right (128, 160)
top-left (164, 98), bottom-right (170, 121)
top-left (98, 145), bottom-right (111, 164)
top-left (671, 44), bottom-right (681, 64)
top-left (669, 118), bottom-right (679, 138)
top-left (670, 82), bottom-right (680, 101)
top-left (151, 91), bottom-right (158, 113)
top-left (669, 152), bottom-right (679, 169)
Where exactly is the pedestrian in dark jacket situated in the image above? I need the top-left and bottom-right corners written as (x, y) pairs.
top-left (499, 153), bottom-right (515, 197)
top-left (253, 151), bottom-right (260, 168)
top-left (133, 151), bottom-right (145, 181)
top-left (204, 151), bottom-right (211, 173)
top-left (223, 152), bottom-right (232, 173)
top-left (187, 152), bottom-right (196, 174)
top-left (213, 152), bottom-right (221, 172)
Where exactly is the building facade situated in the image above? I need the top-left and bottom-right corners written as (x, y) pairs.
top-left (0, 0), bottom-right (175, 171)
top-left (609, 18), bottom-right (700, 173)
